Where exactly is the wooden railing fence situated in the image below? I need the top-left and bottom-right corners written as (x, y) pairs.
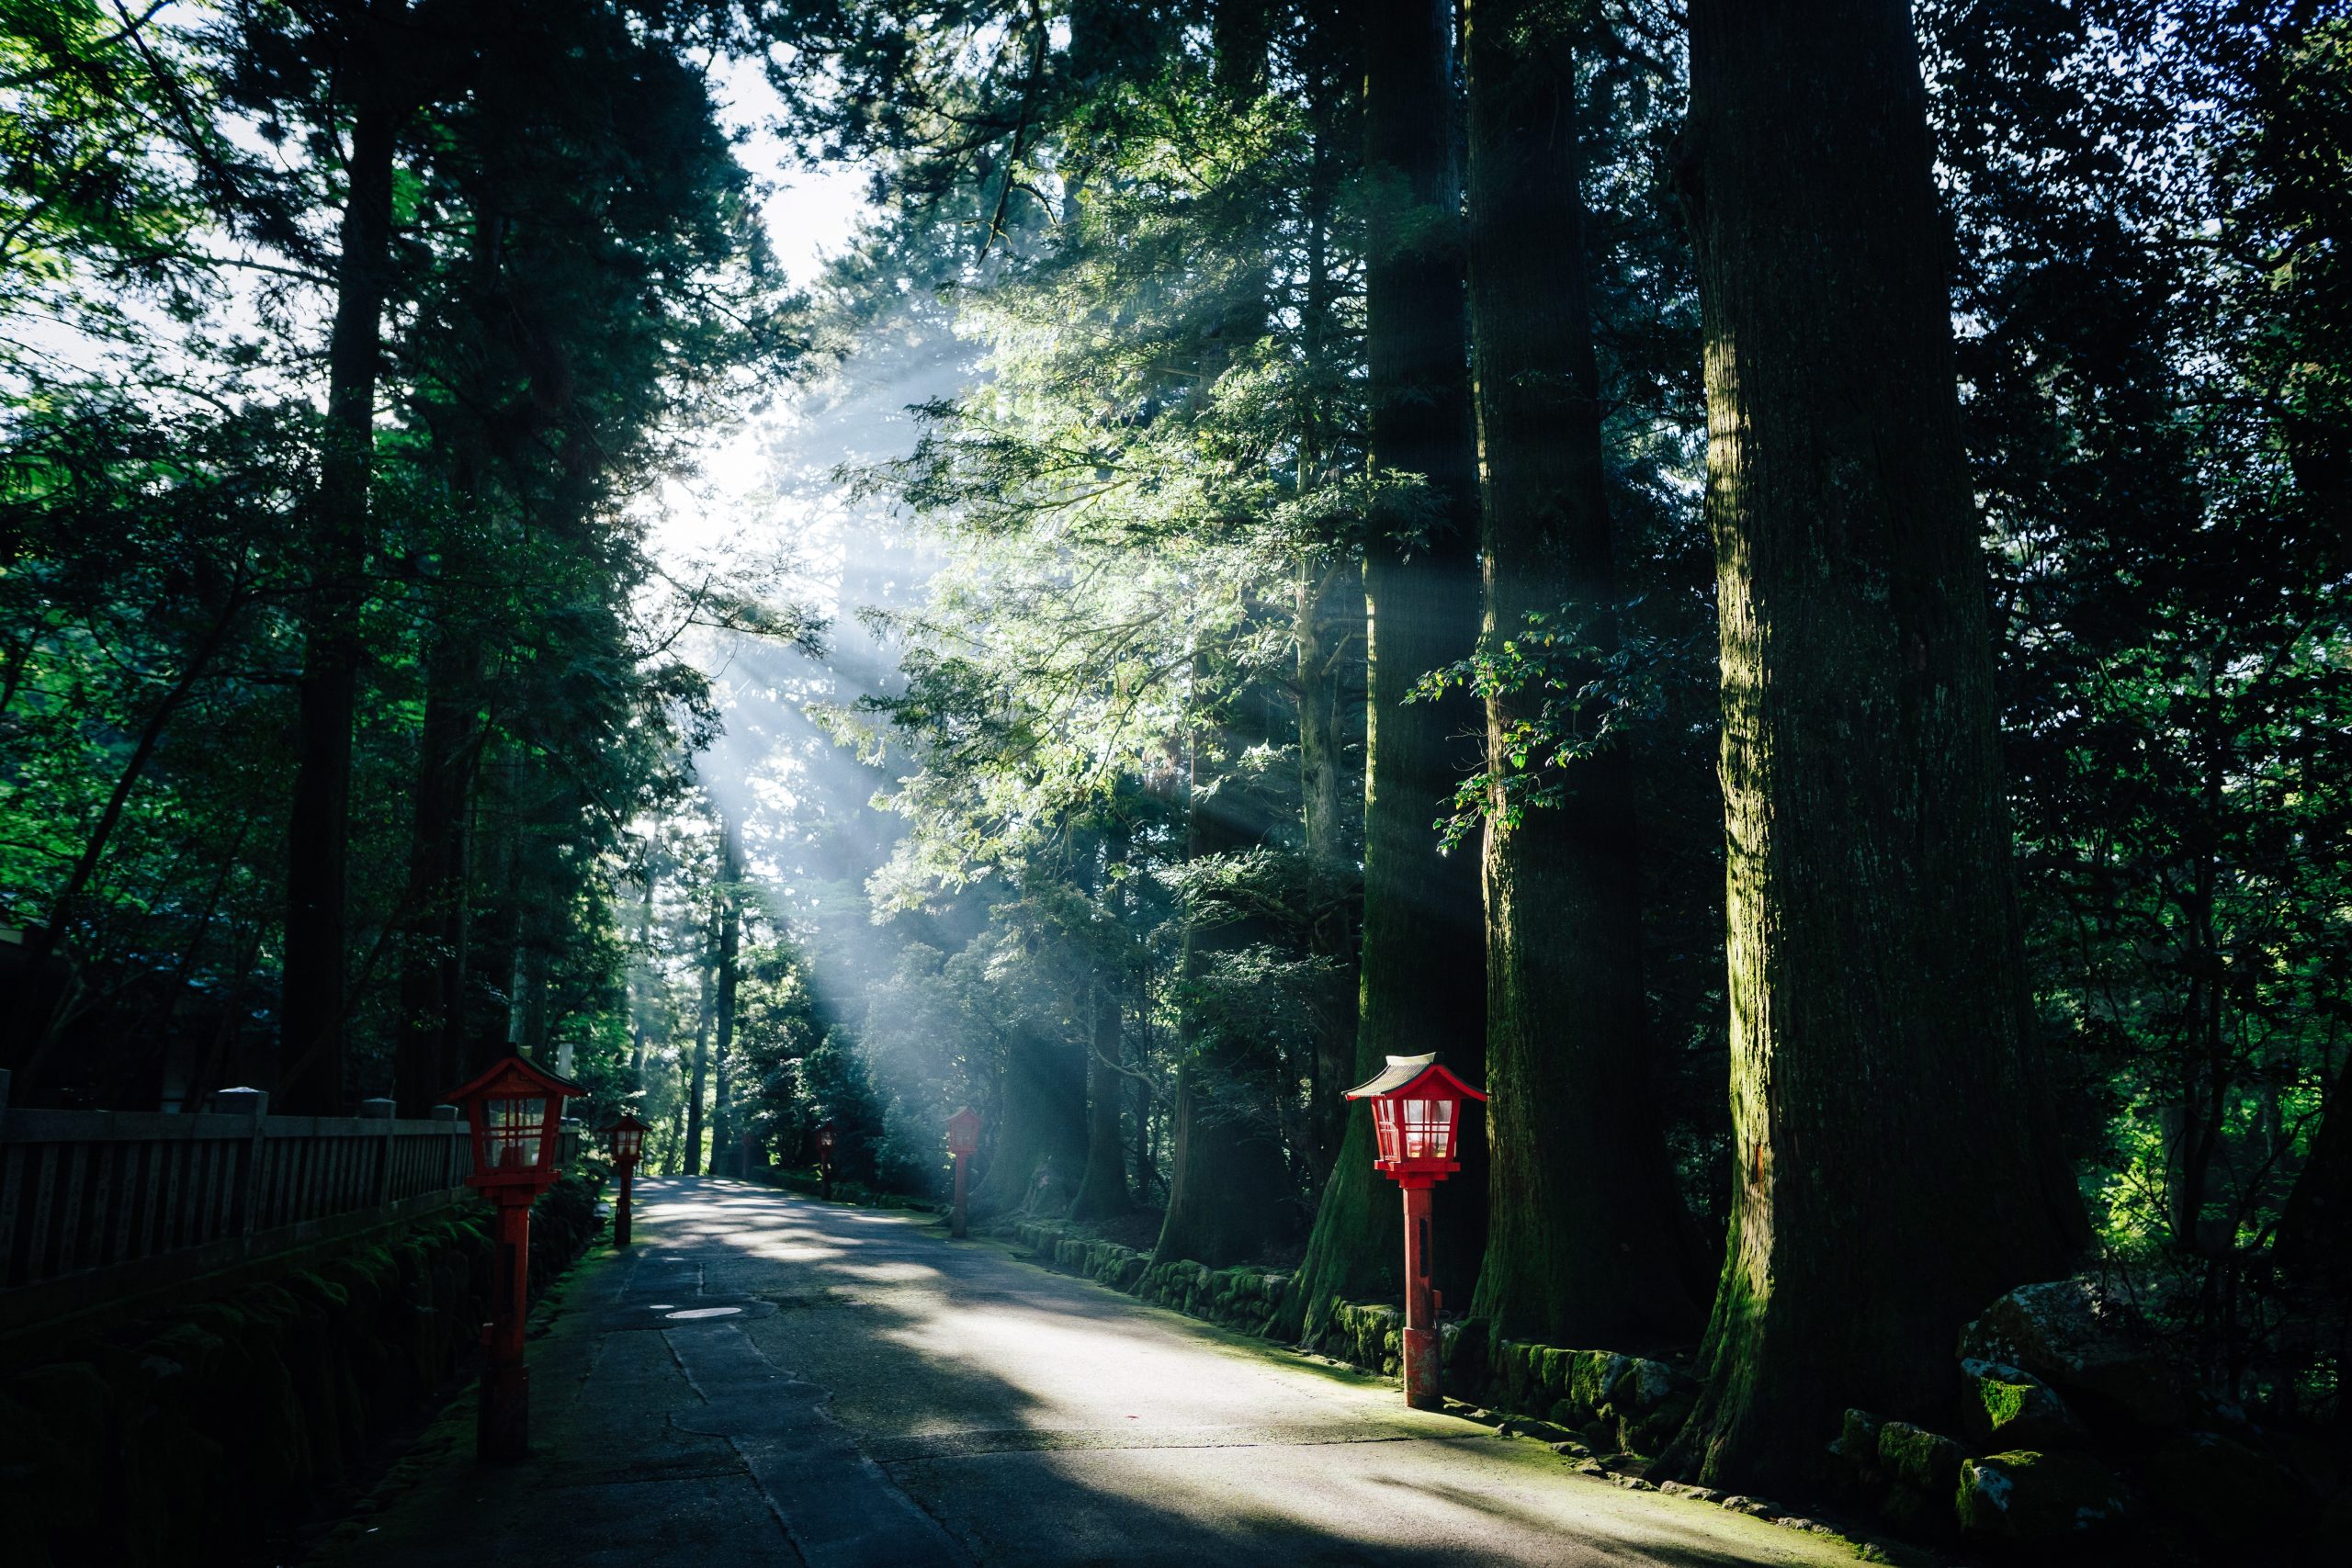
top-left (0, 1068), bottom-right (586, 1336)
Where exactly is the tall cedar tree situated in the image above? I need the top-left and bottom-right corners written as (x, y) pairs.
top-left (1668, 0), bottom-right (2087, 1484)
top-left (713, 812), bottom-right (745, 1177)
top-left (279, 0), bottom-right (411, 1111)
top-left (1284, 0), bottom-right (1487, 1337)
top-left (1462, 0), bottom-right (1701, 1348)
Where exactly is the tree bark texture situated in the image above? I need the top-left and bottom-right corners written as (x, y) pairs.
top-left (1156, 667), bottom-right (1299, 1268)
top-left (628, 870), bottom-right (654, 1088)
top-left (712, 816), bottom-right (743, 1179)
top-left (1296, 549), bottom-right (1362, 1182)
top-left (1068, 965), bottom-right (1132, 1221)
top-left (1285, 0), bottom-right (1487, 1340)
top-left (395, 619), bottom-right (481, 1114)
top-left (1462, 0), bottom-right (1702, 1350)
top-left (279, 0), bottom-right (404, 1112)
top-left (1670, 0), bottom-right (2088, 1485)
top-left (1070, 826), bottom-right (1134, 1222)
top-left (684, 936), bottom-right (712, 1177)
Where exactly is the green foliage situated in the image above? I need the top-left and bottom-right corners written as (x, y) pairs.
top-left (1928, 0), bottom-right (2352, 1413)
top-left (0, 0), bottom-right (808, 1112)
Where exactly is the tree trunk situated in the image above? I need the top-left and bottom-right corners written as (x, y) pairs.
top-left (471, 759), bottom-right (521, 1071)
top-left (684, 926), bottom-right (712, 1177)
top-left (279, 0), bottom-right (405, 1112)
top-left (2278, 1060), bottom-right (2351, 1295)
top-left (1069, 826), bottom-right (1133, 1222)
top-left (1130, 1050), bottom-right (1158, 1203)
top-left (1068, 964), bottom-right (1132, 1222)
top-left (969, 1021), bottom-right (1088, 1216)
top-left (1296, 550), bottom-right (1361, 1184)
top-left (1462, 0), bottom-right (1702, 1349)
top-left (712, 815), bottom-right (743, 1179)
top-left (394, 619), bottom-right (481, 1114)
top-left (1295, 38), bottom-right (1362, 1189)
top-left (1155, 1043), bottom-right (1295, 1265)
top-left (1155, 658), bottom-right (1298, 1269)
top-left (628, 870), bottom-right (654, 1087)
top-left (1284, 0), bottom-right (1487, 1341)
top-left (1668, 0), bottom-right (2088, 1486)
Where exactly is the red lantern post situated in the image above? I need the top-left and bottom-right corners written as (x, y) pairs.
top-left (605, 1111), bottom-right (650, 1248)
top-left (815, 1118), bottom-right (837, 1201)
top-left (445, 1055), bottom-right (582, 1461)
top-left (945, 1106), bottom-right (980, 1239)
top-left (1345, 1053), bottom-right (1487, 1410)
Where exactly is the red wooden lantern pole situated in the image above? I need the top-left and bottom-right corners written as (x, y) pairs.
top-left (605, 1111), bottom-right (650, 1248)
top-left (945, 1106), bottom-right (980, 1239)
top-left (1345, 1053), bottom-right (1487, 1410)
top-left (815, 1118), bottom-right (837, 1201)
top-left (446, 1055), bottom-right (582, 1461)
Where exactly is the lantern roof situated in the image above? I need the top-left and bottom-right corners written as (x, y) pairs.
top-left (946, 1105), bottom-right (980, 1128)
top-left (1343, 1053), bottom-right (1487, 1102)
top-left (608, 1110), bottom-right (650, 1133)
top-left (444, 1053), bottom-right (584, 1107)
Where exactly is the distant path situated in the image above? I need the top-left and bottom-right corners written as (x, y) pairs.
top-left (319, 1178), bottom-right (1860, 1567)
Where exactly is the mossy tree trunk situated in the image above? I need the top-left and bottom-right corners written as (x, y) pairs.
top-left (1283, 0), bottom-right (1487, 1340)
top-left (1461, 0), bottom-right (1703, 1351)
top-left (1668, 0), bottom-right (2088, 1487)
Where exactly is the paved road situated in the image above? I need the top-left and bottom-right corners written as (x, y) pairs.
top-left (319, 1178), bottom-right (1866, 1568)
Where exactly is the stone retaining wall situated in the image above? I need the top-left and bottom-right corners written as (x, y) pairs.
top-left (1001, 1218), bottom-right (1294, 1337)
top-left (992, 1217), bottom-right (1694, 1456)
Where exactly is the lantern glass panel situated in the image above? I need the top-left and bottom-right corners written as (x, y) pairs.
top-left (612, 1124), bottom-right (643, 1161)
top-left (1400, 1096), bottom-right (1455, 1160)
top-left (487, 1095), bottom-right (547, 1169)
top-left (1369, 1095), bottom-right (1456, 1164)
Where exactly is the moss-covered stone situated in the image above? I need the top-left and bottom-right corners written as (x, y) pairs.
top-left (1833, 1407), bottom-right (1883, 1472)
top-left (1954, 1449), bottom-right (2133, 1547)
top-left (1609, 1357), bottom-right (1686, 1413)
top-left (1961, 1278), bottom-right (2187, 1435)
top-left (1876, 1419), bottom-right (1964, 1494)
top-left (1569, 1349), bottom-right (1633, 1415)
top-left (1959, 1356), bottom-right (2087, 1450)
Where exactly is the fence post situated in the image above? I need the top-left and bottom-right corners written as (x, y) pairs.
top-left (215, 1087), bottom-right (268, 1242)
top-left (359, 1097), bottom-right (396, 1206)
top-left (433, 1103), bottom-right (461, 1190)
top-left (0, 1066), bottom-right (12, 1128)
